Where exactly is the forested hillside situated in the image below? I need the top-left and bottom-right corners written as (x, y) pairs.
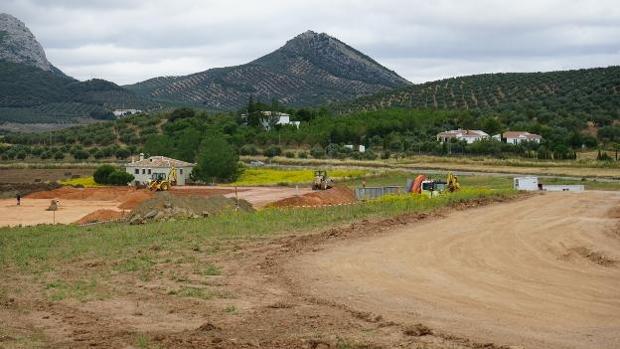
top-left (4, 104), bottom-right (620, 163)
top-left (0, 62), bottom-right (155, 123)
top-left (336, 66), bottom-right (620, 128)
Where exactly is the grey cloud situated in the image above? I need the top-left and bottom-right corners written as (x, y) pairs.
top-left (3, 0), bottom-right (619, 85)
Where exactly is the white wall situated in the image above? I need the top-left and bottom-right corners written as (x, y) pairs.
top-left (125, 166), bottom-right (193, 186)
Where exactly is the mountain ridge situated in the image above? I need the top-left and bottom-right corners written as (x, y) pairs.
top-left (125, 30), bottom-right (411, 110)
top-left (0, 13), bottom-right (64, 75)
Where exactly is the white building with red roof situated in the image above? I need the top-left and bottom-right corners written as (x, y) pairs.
top-left (436, 129), bottom-right (489, 144)
top-left (125, 153), bottom-right (195, 186)
top-left (493, 131), bottom-right (542, 144)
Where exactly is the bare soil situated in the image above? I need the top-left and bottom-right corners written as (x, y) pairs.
top-left (270, 186), bottom-right (357, 207)
top-left (292, 191), bottom-right (620, 349)
top-left (0, 186), bottom-right (312, 227)
top-left (3, 192), bottom-right (617, 349)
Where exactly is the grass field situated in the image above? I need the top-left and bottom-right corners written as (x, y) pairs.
top-left (0, 188), bottom-right (514, 274)
top-left (252, 155), bottom-right (620, 179)
top-left (230, 168), bottom-right (370, 186)
top-left (341, 170), bottom-right (620, 191)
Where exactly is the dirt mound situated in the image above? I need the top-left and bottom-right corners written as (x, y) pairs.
top-left (128, 192), bottom-right (254, 224)
top-left (75, 210), bottom-right (125, 225)
top-left (118, 191), bottom-right (153, 210)
top-left (270, 186), bottom-right (357, 208)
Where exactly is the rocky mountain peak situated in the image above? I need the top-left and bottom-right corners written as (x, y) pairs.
top-left (0, 13), bottom-right (60, 74)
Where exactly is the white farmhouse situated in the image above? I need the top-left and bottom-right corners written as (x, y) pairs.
top-left (113, 109), bottom-right (143, 117)
top-left (344, 144), bottom-right (366, 153)
top-left (258, 111), bottom-right (301, 131)
top-left (125, 153), bottom-right (195, 186)
top-left (493, 131), bottom-right (542, 144)
top-left (436, 129), bottom-right (489, 144)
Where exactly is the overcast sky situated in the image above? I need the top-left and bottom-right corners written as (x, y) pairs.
top-left (4, 0), bottom-right (619, 85)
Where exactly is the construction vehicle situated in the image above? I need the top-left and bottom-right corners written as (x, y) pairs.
top-left (312, 170), bottom-right (334, 190)
top-left (409, 172), bottom-right (460, 197)
top-left (147, 166), bottom-right (177, 191)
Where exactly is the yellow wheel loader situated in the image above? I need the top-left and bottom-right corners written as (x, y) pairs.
top-left (147, 166), bottom-right (178, 191)
top-left (312, 170), bottom-right (334, 190)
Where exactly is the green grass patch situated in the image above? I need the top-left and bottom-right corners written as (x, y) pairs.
top-left (230, 168), bottom-right (369, 186)
top-left (44, 279), bottom-right (104, 302)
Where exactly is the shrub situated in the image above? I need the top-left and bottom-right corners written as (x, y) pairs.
top-left (93, 165), bottom-right (116, 184)
top-left (115, 148), bottom-right (131, 160)
top-left (284, 151), bottom-right (295, 158)
top-left (54, 152), bottom-right (65, 160)
top-left (298, 151), bottom-right (308, 159)
top-left (263, 145), bottom-right (282, 158)
top-left (310, 145), bottom-right (325, 158)
top-left (107, 171), bottom-right (135, 185)
top-left (73, 149), bottom-right (90, 160)
top-left (239, 144), bottom-right (259, 156)
top-left (93, 165), bottom-right (134, 186)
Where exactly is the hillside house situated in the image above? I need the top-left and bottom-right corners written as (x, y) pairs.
top-left (436, 129), bottom-right (489, 144)
top-left (253, 111), bottom-right (301, 131)
top-left (113, 109), bottom-right (143, 117)
top-left (344, 144), bottom-right (366, 153)
top-left (493, 131), bottom-right (542, 144)
top-left (125, 153), bottom-right (195, 186)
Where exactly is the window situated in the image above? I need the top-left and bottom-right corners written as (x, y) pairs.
top-left (142, 169), bottom-right (145, 174)
top-left (180, 168), bottom-right (184, 175)
top-left (148, 169), bottom-right (151, 174)
top-left (134, 169), bottom-right (139, 174)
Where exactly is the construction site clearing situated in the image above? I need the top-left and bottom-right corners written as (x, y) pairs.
top-left (0, 184), bottom-right (357, 227)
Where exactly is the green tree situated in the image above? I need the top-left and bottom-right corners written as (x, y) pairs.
top-left (93, 165), bottom-right (116, 184)
top-left (144, 135), bottom-right (174, 157)
top-left (115, 148), bottom-right (131, 160)
top-left (168, 108), bottom-right (195, 122)
top-left (194, 134), bottom-right (241, 182)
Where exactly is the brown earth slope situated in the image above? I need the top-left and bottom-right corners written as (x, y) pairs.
top-left (293, 191), bottom-right (620, 349)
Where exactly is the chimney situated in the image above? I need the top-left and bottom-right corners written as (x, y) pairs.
top-left (139, 153), bottom-right (144, 161)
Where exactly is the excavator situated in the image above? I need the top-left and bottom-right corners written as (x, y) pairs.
top-left (147, 166), bottom-right (178, 191)
top-left (409, 172), bottom-right (460, 197)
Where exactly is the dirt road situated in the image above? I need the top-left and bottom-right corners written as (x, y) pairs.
top-left (294, 192), bottom-right (620, 349)
top-left (0, 199), bottom-right (122, 226)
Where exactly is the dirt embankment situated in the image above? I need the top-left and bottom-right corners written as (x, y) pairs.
top-left (127, 192), bottom-right (254, 224)
top-left (270, 186), bottom-right (357, 208)
top-left (75, 209), bottom-right (127, 225)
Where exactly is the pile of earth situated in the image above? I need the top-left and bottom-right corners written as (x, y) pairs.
top-left (75, 209), bottom-right (126, 225)
top-left (27, 187), bottom-right (153, 210)
top-left (127, 192), bottom-right (254, 224)
top-left (270, 186), bottom-right (357, 208)
top-left (0, 182), bottom-right (60, 199)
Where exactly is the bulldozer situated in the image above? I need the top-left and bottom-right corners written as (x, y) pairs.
top-left (312, 170), bottom-right (334, 190)
top-left (147, 166), bottom-right (178, 191)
